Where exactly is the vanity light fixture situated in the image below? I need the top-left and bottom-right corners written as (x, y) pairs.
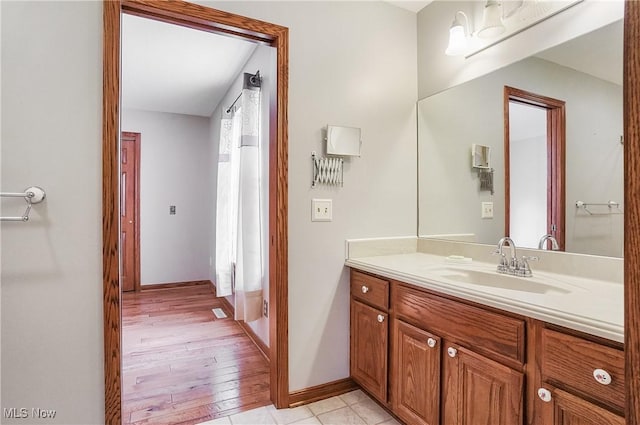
top-left (477, 0), bottom-right (506, 39)
top-left (445, 11), bottom-right (471, 56)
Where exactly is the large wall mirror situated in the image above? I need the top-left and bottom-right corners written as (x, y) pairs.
top-left (418, 18), bottom-right (623, 258)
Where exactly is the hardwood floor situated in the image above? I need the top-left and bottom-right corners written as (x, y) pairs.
top-left (122, 285), bottom-right (271, 425)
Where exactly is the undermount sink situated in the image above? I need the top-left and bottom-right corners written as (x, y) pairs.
top-left (427, 266), bottom-right (571, 294)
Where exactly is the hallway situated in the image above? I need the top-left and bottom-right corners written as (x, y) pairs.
top-left (122, 284), bottom-right (271, 425)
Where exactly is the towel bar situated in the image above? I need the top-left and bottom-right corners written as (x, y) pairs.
top-left (1, 186), bottom-right (46, 222)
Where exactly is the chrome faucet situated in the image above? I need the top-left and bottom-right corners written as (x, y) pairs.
top-left (538, 234), bottom-right (559, 250)
top-left (495, 237), bottom-right (538, 277)
top-left (496, 237), bottom-right (517, 273)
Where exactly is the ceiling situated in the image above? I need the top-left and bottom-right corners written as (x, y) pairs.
top-left (121, 14), bottom-right (257, 117)
top-left (121, 3), bottom-right (432, 118)
top-left (121, 5), bottom-right (620, 119)
top-left (386, 0), bottom-right (432, 13)
top-left (534, 19), bottom-right (623, 86)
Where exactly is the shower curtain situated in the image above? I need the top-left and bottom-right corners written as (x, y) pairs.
top-left (215, 75), bottom-right (263, 323)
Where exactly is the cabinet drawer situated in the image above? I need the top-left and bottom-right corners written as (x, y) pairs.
top-left (393, 284), bottom-right (525, 364)
top-left (351, 270), bottom-right (389, 311)
top-left (541, 329), bottom-right (624, 411)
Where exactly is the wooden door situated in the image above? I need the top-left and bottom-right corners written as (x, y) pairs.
top-left (392, 319), bottom-right (440, 425)
top-left (350, 299), bottom-right (388, 402)
top-left (121, 132), bottom-right (140, 292)
top-left (442, 343), bottom-right (523, 425)
top-left (543, 386), bottom-right (624, 425)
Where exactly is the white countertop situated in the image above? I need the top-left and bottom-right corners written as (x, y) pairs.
top-left (346, 252), bottom-right (623, 343)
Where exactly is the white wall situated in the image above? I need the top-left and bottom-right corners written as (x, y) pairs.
top-left (418, 57), bottom-right (623, 257)
top-left (1, 2), bottom-right (417, 420)
top-left (201, 1), bottom-right (418, 391)
top-left (209, 44), bottom-right (276, 347)
top-left (1, 2), bottom-right (104, 423)
top-left (1, 0), bottom-right (624, 421)
top-left (417, 0), bottom-right (623, 98)
top-left (122, 109), bottom-right (212, 285)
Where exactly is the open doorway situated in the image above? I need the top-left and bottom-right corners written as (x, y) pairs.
top-left (103, 2), bottom-right (290, 423)
top-left (118, 11), bottom-right (275, 424)
top-left (504, 86), bottom-right (566, 250)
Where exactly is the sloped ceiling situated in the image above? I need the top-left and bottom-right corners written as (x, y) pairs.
top-left (535, 19), bottom-right (622, 86)
top-left (121, 14), bottom-right (257, 117)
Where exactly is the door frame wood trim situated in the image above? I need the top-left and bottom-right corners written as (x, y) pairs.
top-left (102, 1), bottom-right (289, 423)
top-left (121, 131), bottom-right (141, 292)
top-left (503, 86), bottom-right (566, 250)
top-left (626, 2), bottom-right (640, 423)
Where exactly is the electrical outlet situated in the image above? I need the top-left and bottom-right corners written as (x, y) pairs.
top-left (311, 199), bottom-right (333, 222)
top-left (481, 202), bottom-right (494, 219)
top-left (263, 300), bottom-right (269, 317)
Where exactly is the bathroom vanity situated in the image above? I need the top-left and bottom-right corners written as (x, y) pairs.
top-left (346, 238), bottom-right (624, 425)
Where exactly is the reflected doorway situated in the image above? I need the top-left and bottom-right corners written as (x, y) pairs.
top-left (504, 86), bottom-right (566, 250)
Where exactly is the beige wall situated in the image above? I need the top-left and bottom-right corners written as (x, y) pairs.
top-left (1, 1), bottom-right (417, 422)
top-left (200, 0), bottom-right (418, 392)
top-left (122, 109), bottom-right (213, 285)
top-left (1, 2), bottom-right (104, 424)
top-left (0, 0), bottom-right (627, 422)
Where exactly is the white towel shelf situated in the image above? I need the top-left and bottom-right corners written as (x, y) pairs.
top-left (575, 200), bottom-right (623, 215)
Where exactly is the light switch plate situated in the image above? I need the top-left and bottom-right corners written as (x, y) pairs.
top-left (481, 202), bottom-right (494, 219)
top-left (312, 199), bottom-right (333, 222)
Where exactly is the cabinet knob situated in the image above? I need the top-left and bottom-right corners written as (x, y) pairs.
top-left (377, 314), bottom-right (385, 323)
top-left (427, 338), bottom-right (437, 348)
top-left (361, 285), bottom-right (369, 294)
top-left (593, 368), bottom-right (612, 385)
top-left (447, 347), bottom-right (457, 357)
top-left (537, 388), bottom-right (552, 402)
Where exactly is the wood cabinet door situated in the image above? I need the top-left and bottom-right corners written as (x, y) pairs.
top-left (350, 299), bottom-right (388, 402)
top-left (540, 386), bottom-right (624, 425)
top-left (392, 319), bottom-right (440, 425)
top-left (442, 343), bottom-right (524, 425)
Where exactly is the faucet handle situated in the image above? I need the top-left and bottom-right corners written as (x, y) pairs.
top-left (493, 250), bottom-right (509, 273)
top-left (491, 249), bottom-right (507, 262)
top-left (517, 255), bottom-right (538, 277)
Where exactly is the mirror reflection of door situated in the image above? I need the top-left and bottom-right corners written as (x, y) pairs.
top-left (504, 86), bottom-right (566, 250)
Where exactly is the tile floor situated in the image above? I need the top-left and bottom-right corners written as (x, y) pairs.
top-left (197, 390), bottom-right (401, 425)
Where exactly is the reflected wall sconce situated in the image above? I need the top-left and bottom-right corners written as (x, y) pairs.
top-left (445, 11), bottom-right (471, 56)
top-left (478, 0), bottom-right (506, 39)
